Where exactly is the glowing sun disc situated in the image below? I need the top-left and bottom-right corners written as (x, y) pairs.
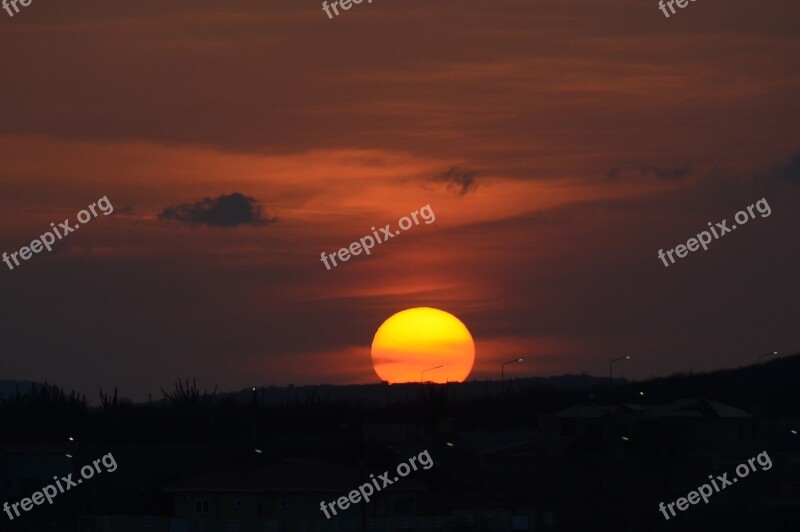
top-left (371, 307), bottom-right (475, 383)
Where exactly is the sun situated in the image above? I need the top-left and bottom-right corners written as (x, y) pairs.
top-left (371, 307), bottom-right (475, 383)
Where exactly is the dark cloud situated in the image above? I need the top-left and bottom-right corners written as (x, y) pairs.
top-left (435, 167), bottom-right (477, 196)
top-left (770, 150), bottom-right (800, 185)
top-left (159, 192), bottom-right (276, 228)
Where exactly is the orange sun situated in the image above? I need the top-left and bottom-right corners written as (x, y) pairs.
top-left (371, 307), bottom-right (475, 383)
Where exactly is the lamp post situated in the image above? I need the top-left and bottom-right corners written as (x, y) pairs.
top-left (609, 355), bottom-right (630, 384)
top-left (420, 365), bottom-right (444, 383)
top-left (501, 358), bottom-right (524, 383)
top-left (759, 351), bottom-right (778, 363)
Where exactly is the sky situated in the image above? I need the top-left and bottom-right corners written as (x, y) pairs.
top-left (1, 0), bottom-right (798, 400)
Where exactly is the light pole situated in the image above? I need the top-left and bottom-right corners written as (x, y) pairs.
top-left (420, 365), bottom-right (444, 383)
top-left (501, 358), bottom-right (524, 383)
top-left (609, 355), bottom-right (630, 384)
top-left (759, 351), bottom-right (778, 363)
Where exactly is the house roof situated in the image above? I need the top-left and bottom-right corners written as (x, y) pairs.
top-left (646, 399), bottom-right (751, 419)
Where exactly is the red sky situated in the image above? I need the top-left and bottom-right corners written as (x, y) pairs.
top-left (1, 0), bottom-right (799, 399)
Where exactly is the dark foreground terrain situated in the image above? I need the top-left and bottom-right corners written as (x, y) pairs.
top-left (2, 354), bottom-right (799, 531)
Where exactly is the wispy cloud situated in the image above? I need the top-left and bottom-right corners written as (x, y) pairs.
top-left (435, 167), bottom-right (477, 196)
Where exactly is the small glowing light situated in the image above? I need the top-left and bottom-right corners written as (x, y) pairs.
top-left (68, 437), bottom-right (74, 442)
top-left (254, 449), bottom-right (262, 454)
top-left (791, 430), bottom-right (798, 435)
top-left (639, 392), bottom-right (644, 396)
top-left (252, 387), bottom-right (256, 391)
top-left (65, 454), bottom-right (73, 458)
top-left (446, 442), bottom-right (454, 447)
top-left (621, 436), bottom-right (629, 441)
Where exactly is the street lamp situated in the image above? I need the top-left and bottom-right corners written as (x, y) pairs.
top-left (420, 365), bottom-right (444, 383)
top-left (609, 355), bottom-right (630, 383)
top-left (759, 351), bottom-right (778, 363)
top-left (501, 358), bottom-right (524, 383)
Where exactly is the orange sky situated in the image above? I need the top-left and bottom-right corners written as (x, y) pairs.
top-left (0, 0), bottom-right (798, 399)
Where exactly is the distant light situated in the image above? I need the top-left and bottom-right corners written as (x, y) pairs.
top-left (517, 358), bottom-right (523, 362)
top-left (621, 436), bottom-right (629, 441)
top-left (65, 454), bottom-right (73, 459)
top-left (68, 437), bottom-right (74, 442)
top-left (254, 449), bottom-right (262, 454)
top-left (639, 392), bottom-right (644, 396)
top-left (625, 356), bottom-right (631, 359)
top-left (252, 387), bottom-right (256, 391)
top-left (792, 430), bottom-right (798, 435)
top-left (446, 442), bottom-right (454, 447)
